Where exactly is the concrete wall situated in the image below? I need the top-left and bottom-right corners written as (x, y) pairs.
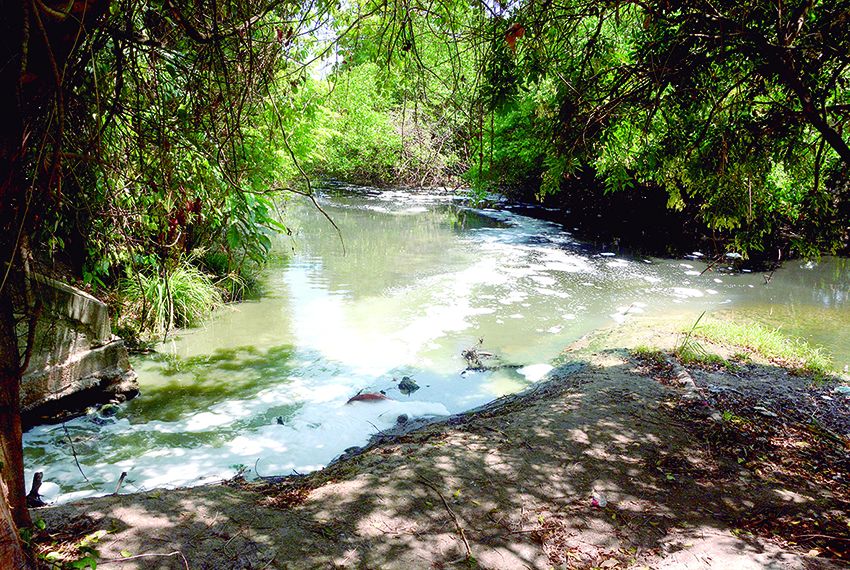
top-left (21, 276), bottom-right (138, 427)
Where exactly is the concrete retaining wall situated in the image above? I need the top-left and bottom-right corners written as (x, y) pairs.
top-left (21, 276), bottom-right (138, 427)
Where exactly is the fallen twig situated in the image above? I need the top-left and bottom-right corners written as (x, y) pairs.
top-left (63, 424), bottom-right (97, 491)
top-left (101, 551), bottom-right (190, 569)
top-left (791, 533), bottom-right (850, 542)
top-left (418, 475), bottom-right (473, 561)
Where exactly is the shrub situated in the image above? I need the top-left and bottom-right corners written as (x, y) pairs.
top-left (120, 262), bottom-right (222, 338)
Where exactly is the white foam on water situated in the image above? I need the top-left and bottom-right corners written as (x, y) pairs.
top-left (530, 274), bottom-right (557, 286)
top-left (25, 190), bottom-right (773, 506)
top-left (671, 287), bottom-right (705, 298)
top-left (27, 396), bottom-right (452, 504)
top-left (518, 364), bottom-right (553, 382)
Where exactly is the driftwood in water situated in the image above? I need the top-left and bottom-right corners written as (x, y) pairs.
top-left (461, 338), bottom-right (494, 370)
top-left (113, 471), bottom-right (128, 495)
top-left (461, 339), bottom-right (521, 373)
top-left (26, 472), bottom-right (46, 507)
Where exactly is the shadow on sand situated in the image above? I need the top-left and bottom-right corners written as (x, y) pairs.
top-left (35, 346), bottom-right (848, 569)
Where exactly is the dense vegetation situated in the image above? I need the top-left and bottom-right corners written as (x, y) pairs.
top-left (1, 0), bottom-right (849, 565)
top-left (305, 0), bottom-right (850, 257)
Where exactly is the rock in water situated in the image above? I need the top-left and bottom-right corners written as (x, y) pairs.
top-left (99, 403), bottom-right (120, 417)
top-left (398, 376), bottom-right (419, 395)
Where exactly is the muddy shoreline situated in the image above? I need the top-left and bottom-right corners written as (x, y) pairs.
top-left (30, 317), bottom-right (850, 569)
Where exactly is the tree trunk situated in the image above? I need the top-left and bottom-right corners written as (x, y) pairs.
top-left (0, 477), bottom-right (27, 569)
top-left (0, 295), bottom-right (30, 569)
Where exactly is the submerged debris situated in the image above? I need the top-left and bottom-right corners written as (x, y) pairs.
top-left (461, 338), bottom-right (495, 370)
top-left (346, 391), bottom-right (390, 404)
top-left (398, 376), bottom-right (419, 395)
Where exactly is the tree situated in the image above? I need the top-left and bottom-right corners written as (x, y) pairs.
top-left (597, 0), bottom-right (850, 252)
top-left (1, 1), bottom-right (107, 563)
top-left (461, 0), bottom-right (850, 253)
top-left (0, 0), bottom-right (305, 564)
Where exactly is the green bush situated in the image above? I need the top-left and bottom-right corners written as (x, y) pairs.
top-left (120, 263), bottom-right (223, 338)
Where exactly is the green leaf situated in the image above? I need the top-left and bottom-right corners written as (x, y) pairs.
top-left (70, 556), bottom-right (97, 569)
top-left (267, 219), bottom-right (288, 232)
top-left (226, 225), bottom-right (242, 250)
top-left (258, 234), bottom-right (272, 253)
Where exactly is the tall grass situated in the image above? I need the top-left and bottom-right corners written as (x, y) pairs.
top-left (121, 263), bottom-right (222, 337)
top-left (200, 250), bottom-right (259, 301)
top-left (693, 318), bottom-right (833, 380)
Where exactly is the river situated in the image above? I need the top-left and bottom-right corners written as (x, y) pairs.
top-left (23, 185), bottom-right (850, 503)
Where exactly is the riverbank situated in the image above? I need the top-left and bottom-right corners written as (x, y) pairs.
top-left (31, 317), bottom-right (849, 569)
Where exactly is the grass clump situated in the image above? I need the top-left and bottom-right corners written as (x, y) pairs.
top-left (676, 347), bottom-right (731, 369)
top-left (199, 250), bottom-right (260, 301)
top-left (692, 318), bottom-right (833, 380)
top-left (673, 312), bottom-right (734, 370)
top-left (120, 262), bottom-right (223, 338)
top-left (631, 345), bottom-right (666, 365)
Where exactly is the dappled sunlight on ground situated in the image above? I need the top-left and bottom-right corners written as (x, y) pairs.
top-left (34, 326), bottom-right (848, 569)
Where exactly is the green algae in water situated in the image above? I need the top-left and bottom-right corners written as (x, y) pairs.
top-left (127, 344), bottom-right (299, 423)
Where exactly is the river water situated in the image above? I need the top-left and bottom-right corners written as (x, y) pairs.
top-left (23, 186), bottom-right (850, 503)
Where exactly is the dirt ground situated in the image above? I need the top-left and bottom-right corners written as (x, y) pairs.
top-left (32, 319), bottom-right (850, 569)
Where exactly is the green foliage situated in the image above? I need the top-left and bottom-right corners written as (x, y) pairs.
top-left (200, 250), bottom-right (258, 302)
top-left (325, 0), bottom-right (850, 255)
top-left (674, 311), bottom-right (709, 358)
top-left (465, 82), bottom-right (558, 192)
top-left (120, 262), bottom-right (223, 338)
top-left (26, 524), bottom-right (106, 570)
top-left (630, 345), bottom-right (666, 365)
top-left (316, 63), bottom-right (403, 182)
top-left (673, 312), bottom-right (736, 370)
top-left (26, 1), bottom-right (309, 340)
top-left (676, 346), bottom-right (731, 369)
top-left (721, 410), bottom-right (746, 424)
